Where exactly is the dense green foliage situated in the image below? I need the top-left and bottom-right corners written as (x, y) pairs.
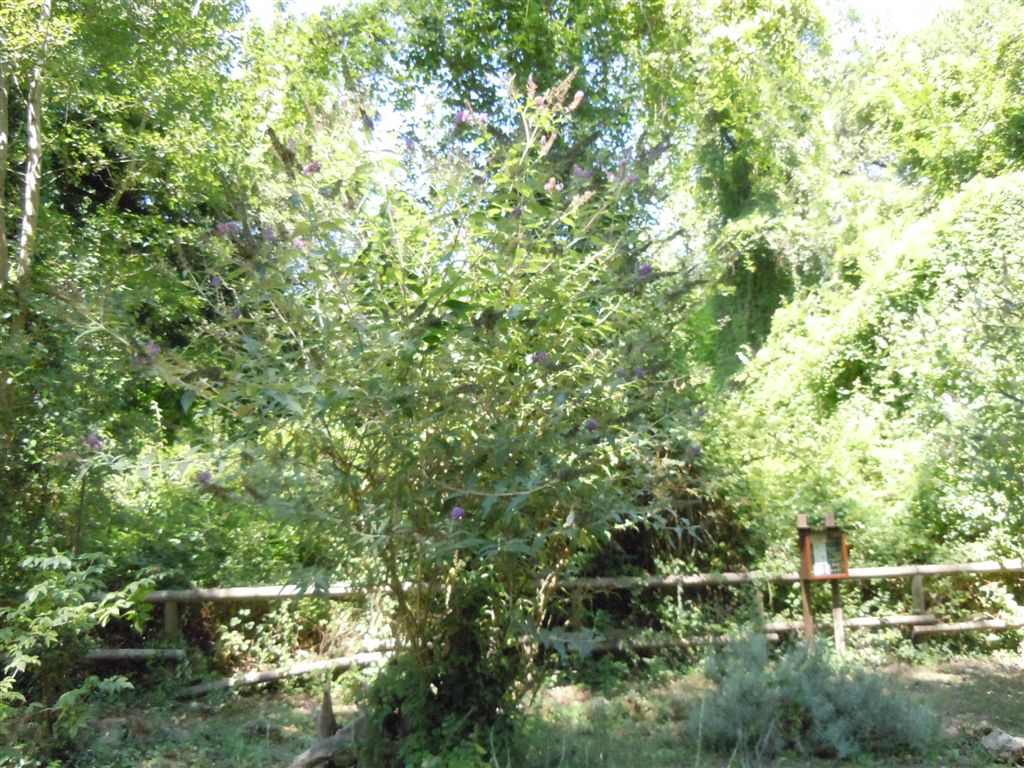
top-left (1, 0), bottom-right (1023, 763)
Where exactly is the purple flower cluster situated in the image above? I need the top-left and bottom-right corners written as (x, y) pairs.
top-left (531, 350), bottom-right (549, 365)
top-left (292, 236), bottom-right (308, 250)
top-left (569, 90), bottom-right (585, 110)
top-left (144, 342), bottom-right (161, 359)
top-left (637, 263), bottom-right (654, 277)
top-left (616, 365), bottom-right (646, 380)
top-left (197, 470), bottom-right (213, 485)
top-left (450, 506), bottom-right (465, 521)
top-left (301, 160), bottom-right (322, 177)
top-left (454, 108), bottom-right (489, 128)
top-left (584, 418), bottom-right (599, 432)
top-left (571, 164), bottom-right (593, 181)
top-left (85, 433), bottom-right (103, 450)
top-left (209, 276), bottom-right (222, 288)
top-left (544, 176), bottom-right (562, 193)
top-left (216, 220), bottom-right (243, 237)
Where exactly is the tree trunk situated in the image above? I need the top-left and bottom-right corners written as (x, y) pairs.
top-left (15, 0), bottom-right (53, 322)
top-left (0, 58), bottom-right (9, 287)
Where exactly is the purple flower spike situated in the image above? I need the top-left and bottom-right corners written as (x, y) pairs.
top-left (637, 263), bottom-right (653, 277)
top-left (197, 470), bottom-right (213, 485)
top-left (144, 342), bottom-right (160, 358)
top-left (531, 351), bottom-right (549, 365)
top-left (544, 176), bottom-right (562, 193)
top-left (216, 220), bottom-right (242, 237)
top-left (209, 276), bottom-right (222, 288)
top-left (584, 418), bottom-right (599, 432)
top-left (626, 173), bottom-right (640, 185)
top-left (301, 160), bottom-right (322, 177)
top-left (450, 506), bottom-right (465, 521)
top-left (571, 164), bottom-right (593, 180)
top-left (86, 434), bottom-right (103, 450)
top-left (454, 108), bottom-right (470, 127)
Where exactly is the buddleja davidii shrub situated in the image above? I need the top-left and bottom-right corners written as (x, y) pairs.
top-left (184, 74), bottom-right (690, 759)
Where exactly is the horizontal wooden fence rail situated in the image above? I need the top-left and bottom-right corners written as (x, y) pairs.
top-left (145, 583), bottom-right (375, 603)
top-left (557, 559), bottom-right (1024, 590)
top-left (142, 559), bottom-right (1024, 604)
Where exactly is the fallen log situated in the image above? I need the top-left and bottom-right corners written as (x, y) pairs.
top-left (180, 651), bottom-right (390, 698)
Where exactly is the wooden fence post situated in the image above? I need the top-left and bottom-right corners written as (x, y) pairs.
top-left (800, 578), bottom-right (815, 649)
top-left (911, 575), bottom-right (926, 613)
top-left (570, 588), bottom-right (583, 629)
top-left (831, 581), bottom-right (845, 654)
top-left (164, 601), bottom-right (181, 641)
top-left (754, 588), bottom-right (766, 622)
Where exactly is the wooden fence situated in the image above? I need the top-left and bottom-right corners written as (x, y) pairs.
top-left (100, 559), bottom-right (1024, 694)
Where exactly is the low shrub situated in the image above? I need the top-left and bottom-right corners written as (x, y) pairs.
top-left (691, 635), bottom-right (937, 762)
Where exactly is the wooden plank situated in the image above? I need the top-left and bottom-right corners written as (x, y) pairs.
top-left (801, 578), bottom-right (815, 648)
top-left (142, 559), bottom-right (1024, 604)
top-left (593, 631), bottom-right (782, 652)
top-left (86, 648), bottom-right (186, 661)
top-left (831, 581), bottom-right (845, 653)
top-left (765, 614), bottom-right (937, 632)
top-left (146, 583), bottom-right (374, 603)
top-left (845, 560), bottom-right (1024, 580)
top-left (559, 571), bottom-right (801, 589)
top-left (163, 601), bottom-right (181, 640)
top-left (844, 614), bottom-right (938, 628)
top-left (912, 619), bottom-right (1024, 638)
top-left (911, 575), bottom-right (927, 612)
top-left (558, 559), bottom-right (1024, 591)
top-left (181, 652), bottom-right (391, 698)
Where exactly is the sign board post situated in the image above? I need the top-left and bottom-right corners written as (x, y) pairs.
top-left (796, 514), bottom-right (850, 652)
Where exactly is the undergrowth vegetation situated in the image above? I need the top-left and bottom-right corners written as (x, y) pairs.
top-left (693, 637), bottom-right (937, 762)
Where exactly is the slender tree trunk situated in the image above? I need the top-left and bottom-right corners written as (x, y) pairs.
top-left (0, 59), bottom-right (9, 287)
top-left (15, 0), bottom-right (53, 322)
